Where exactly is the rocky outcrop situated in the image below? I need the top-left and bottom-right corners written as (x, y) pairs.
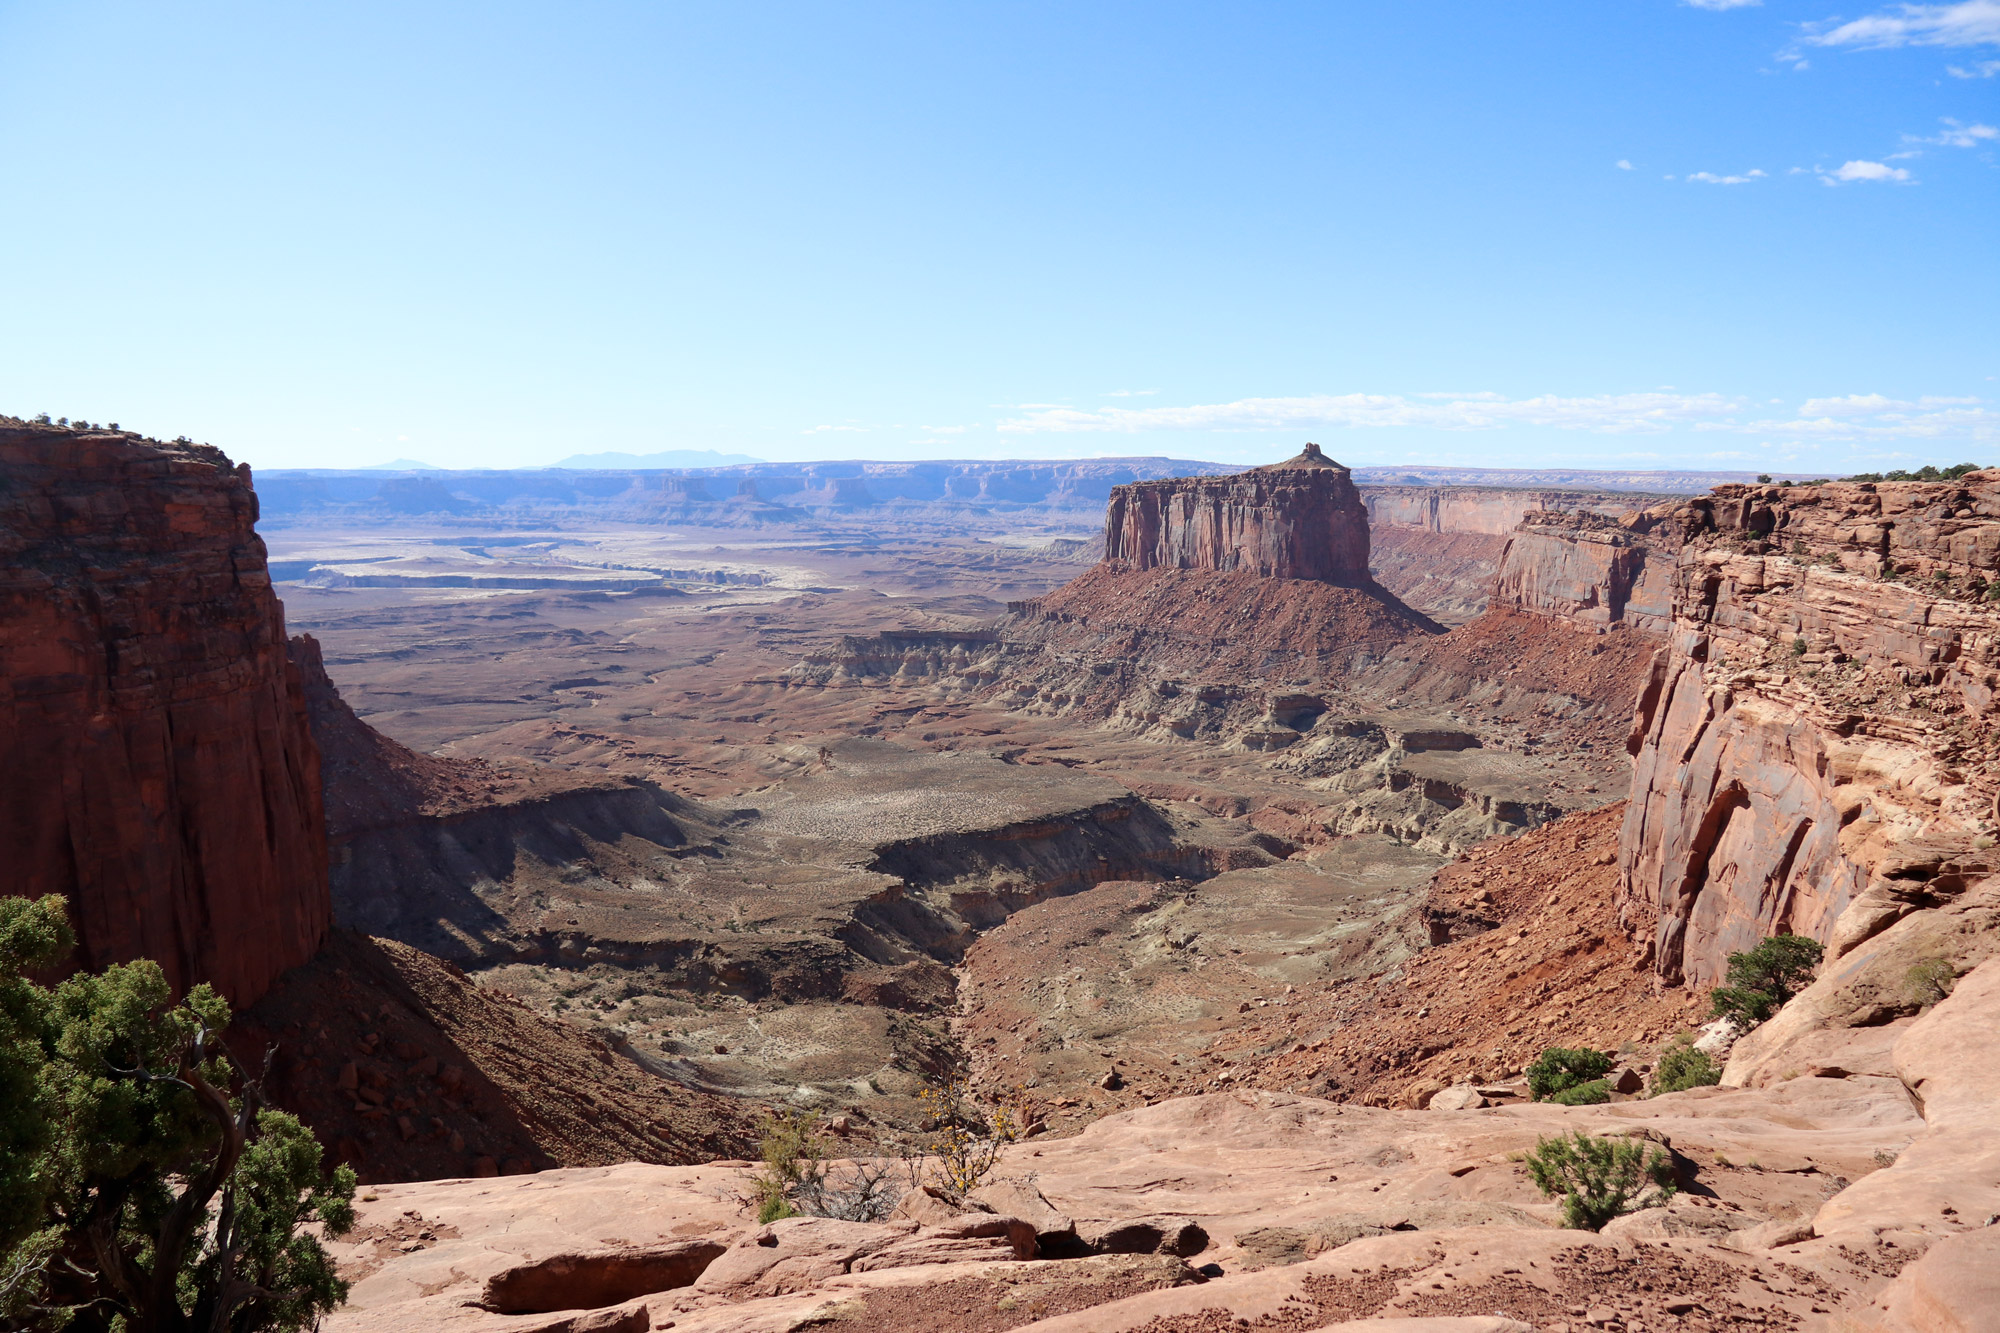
top-left (1619, 474), bottom-right (2000, 987)
top-left (1363, 488), bottom-right (1659, 625)
top-left (1102, 443), bottom-right (1372, 584)
top-left (1489, 508), bottom-right (1677, 631)
top-left (0, 422), bottom-right (328, 1006)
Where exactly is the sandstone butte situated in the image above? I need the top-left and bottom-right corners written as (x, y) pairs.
top-left (1101, 442), bottom-right (1374, 584)
top-left (0, 424), bottom-right (328, 1006)
top-left (7, 423), bottom-right (2000, 1331)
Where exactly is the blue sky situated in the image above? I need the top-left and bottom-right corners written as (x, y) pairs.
top-left (1, 1), bottom-right (1994, 472)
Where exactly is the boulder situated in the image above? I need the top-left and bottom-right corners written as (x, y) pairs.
top-left (967, 1178), bottom-right (1083, 1257)
top-left (481, 1240), bottom-right (726, 1313)
top-left (1079, 1215), bottom-right (1209, 1258)
top-left (1428, 1085), bottom-right (1487, 1111)
top-left (1844, 1224), bottom-right (2000, 1332)
top-left (511, 1301), bottom-right (651, 1333)
top-left (887, 1185), bottom-right (973, 1228)
top-left (692, 1218), bottom-right (920, 1299)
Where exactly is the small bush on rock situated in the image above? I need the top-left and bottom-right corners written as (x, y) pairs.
top-left (1525, 1047), bottom-right (1613, 1100)
top-left (750, 1110), bottom-right (823, 1222)
top-left (1651, 1038), bottom-right (1722, 1095)
top-left (1525, 1130), bottom-right (1677, 1231)
top-left (748, 1110), bottom-right (902, 1223)
top-left (1710, 934), bottom-right (1823, 1031)
top-left (1906, 958), bottom-right (1956, 1008)
top-left (1546, 1078), bottom-right (1612, 1106)
top-left (917, 1071), bottom-right (1028, 1202)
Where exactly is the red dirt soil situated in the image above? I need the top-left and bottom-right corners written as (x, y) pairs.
top-left (1017, 565), bottom-right (1439, 678)
top-left (1221, 802), bottom-right (1698, 1107)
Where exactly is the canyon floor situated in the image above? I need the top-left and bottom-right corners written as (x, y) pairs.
top-left (265, 511), bottom-right (1641, 1163)
top-left (258, 481), bottom-right (2000, 1332)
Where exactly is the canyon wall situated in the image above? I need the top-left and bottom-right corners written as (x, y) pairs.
top-left (1361, 485), bottom-right (1640, 536)
top-left (0, 422), bottom-right (330, 1006)
top-left (1618, 474), bottom-right (2000, 987)
top-left (1101, 443), bottom-right (1372, 584)
top-left (1488, 509), bottom-right (1677, 631)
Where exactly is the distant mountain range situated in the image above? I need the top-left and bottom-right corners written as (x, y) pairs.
top-left (556, 449), bottom-right (764, 469)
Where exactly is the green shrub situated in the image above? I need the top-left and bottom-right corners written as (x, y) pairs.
top-left (748, 1107), bottom-right (903, 1223)
top-left (1525, 1130), bottom-right (1677, 1231)
top-left (1710, 934), bottom-right (1823, 1031)
top-left (1906, 958), bottom-right (1956, 1007)
top-left (0, 894), bottom-right (354, 1331)
top-left (1651, 1039), bottom-right (1721, 1095)
top-left (751, 1109), bottom-right (825, 1222)
top-left (1525, 1047), bottom-right (1613, 1101)
top-left (1547, 1078), bottom-right (1612, 1106)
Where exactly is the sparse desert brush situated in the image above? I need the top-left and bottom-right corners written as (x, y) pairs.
top-left (916, 1071), bottom-right (1031, 1202)
top-left (1906, 958), bottom-right (1956, 1008)
top-left (1651, 1037), bottom-right (1721, 1096)
top-left (748, 1109), bottom-right (902, 1223)
top-left (1525, 1130), bottom-right (1676, 1231)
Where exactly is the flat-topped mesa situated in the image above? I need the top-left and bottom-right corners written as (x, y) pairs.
top-left (1102, 443), bottom-right (1372, 584)
top-left (0, 420), bottom-right (329, 1007)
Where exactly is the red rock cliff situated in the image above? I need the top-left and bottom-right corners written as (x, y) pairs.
top-left (1102, 443), bottom-right (1372, 584)
top-left (0, 422), bottom-right (329, 1006)
top-left (1490, 508), bottom-right (1678, 631)
top-left (1618, 474), bottom-right (2000, 987)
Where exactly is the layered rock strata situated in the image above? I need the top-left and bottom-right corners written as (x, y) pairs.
top-left (0, 422), bottom-right (329, 1006)
top-left (1619, 474), bottom-right (2000, 987)
top-left (1101, 443), bottom-right (1372, 583)
top-left (1361, 484), bottom-right (1643, 537)
top-left (1490, 507), bottom-right (1677, 631)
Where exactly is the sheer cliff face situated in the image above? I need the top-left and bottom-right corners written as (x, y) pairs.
top-left (1489, 509), bottom-right (1678, 632)
top-left (1102, 445), bottom-right (1372, 585)
top-left (1618, 475), bottom-right (2000, 987)
top-left (0, 424), bottom-right (329, 1006)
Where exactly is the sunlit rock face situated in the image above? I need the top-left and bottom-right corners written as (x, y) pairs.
top-left (1101, 443), bottom-right (1373, 585)
top-left (0, 422), bottom-right (329, 1006)
top-left (1619, 473), bottom-right (2000, 987)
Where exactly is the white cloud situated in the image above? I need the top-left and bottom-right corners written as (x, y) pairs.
top-left (1687, 0), bottom-right (1762, 8)
top-left (1688, 169), bottom-right (1765, 183)
top-left (1616, 159), bottom-right (1634, 169)
top-left (1803, 1), bottom-right (2000, 50)
top-left (1947, 56), bottom-right (2000, 71)
top-left (1921, 116), bottom-right (2000, 145)
top-left (993, 390), bottom-right (1997, 445)
top-left (1823, 159), bottom-right (1913, 182)
top-left (1747, 396), bottom-right (1997, 439)
top-left (1105, 389), bottom-right (1158, 398)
